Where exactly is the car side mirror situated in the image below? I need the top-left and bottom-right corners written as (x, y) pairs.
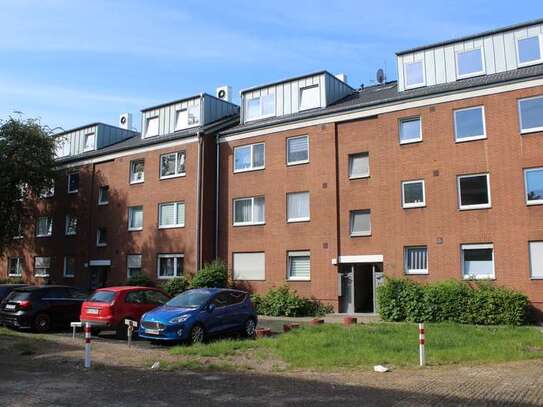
top-left (207, 303), bottom-right (216, 313)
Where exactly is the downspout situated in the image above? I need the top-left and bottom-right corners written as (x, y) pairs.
top-left (195, 131), bottom-right (202, 273)
top-left (215, 134), bottom-right (220, 259)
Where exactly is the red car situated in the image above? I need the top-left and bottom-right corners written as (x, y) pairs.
top-left (80, 286), bottom-right (170, 338)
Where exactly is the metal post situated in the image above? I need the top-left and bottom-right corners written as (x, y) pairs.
top-left (84, 322), bottom-right (91, 368)
top-left (419, 323), bottom-right (425, 367)
top-left (125, 319), bottom-right (137, 348)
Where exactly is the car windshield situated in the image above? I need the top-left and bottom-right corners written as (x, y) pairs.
top-left (166, 291), bottom-right (210, 308)
top-left (88, 291), bottom-right (116, 303)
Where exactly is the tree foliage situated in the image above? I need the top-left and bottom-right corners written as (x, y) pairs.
top-left (0, 117), bottom-right (56, 251)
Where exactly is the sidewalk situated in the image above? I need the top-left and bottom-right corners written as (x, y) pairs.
top-left (257, 313), bottom-right (381, 333)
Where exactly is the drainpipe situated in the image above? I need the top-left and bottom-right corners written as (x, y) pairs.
top-left (215, 135), bottom-right (220, 259)
top-left (195, 131), bottom-right (202, 273)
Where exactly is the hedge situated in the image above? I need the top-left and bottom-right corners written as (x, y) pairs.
top-left (376, 278), bottom-right (528, 325)
top-left (252, 286), bottom-right (333, 317)
top-left (190, 259), bottom-right (228, 289)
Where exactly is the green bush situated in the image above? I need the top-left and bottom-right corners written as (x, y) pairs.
top-left (125, 272), bottom-right (155, 287)
top-left (377, 278), bottom-right (528, 325)
top-left (252, 286), bottom-right (333, 317)
top-left (160, 277), bottom-right (189, 297)
top-left (0, 277), bottom-right (25, 284)
top-left (191, 259), bottom-right (228, 288)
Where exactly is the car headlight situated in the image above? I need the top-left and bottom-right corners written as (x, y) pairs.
top-left (169, 315), bottom-right (190, 324)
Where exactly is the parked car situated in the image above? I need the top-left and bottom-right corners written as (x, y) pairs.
top-left (0, 284), bottom-right (27, 303)
top-left (139, 288), bottom-right (257, 344)
top-left (0, 285), bottom-right (87, 332)
top-left (80, 286), bottom-right (170, 338)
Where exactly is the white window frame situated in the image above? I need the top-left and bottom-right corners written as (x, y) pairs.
top-left (159, 151), bottom-right (186, 180)
top-left (63, 256), bottom-right (75, 278)
top-left (34, 257), bottom-right (51, 278)
top-left (128, 206), bottom-right (144, 231)
top-left (245, 94), bottom-right (276, 122)
top-left (233, 143), bottom-right (265, 173)
top-left (98, 185), bottom-right (109, 205)
top-left (233, 197), bottom-right (265, 226)
top-left (36, 217), bottom-right (52, 237)
top-left (286, 191), bottom-right (310, 223)
top-left (299, 85), bottom-right (320, 111)
top-left (399, 117), bottom-right (422, 144)
top-left (350, 210), bottom-right (371, 237)
top-left (287, 251), bottom-right (311, 281)
top-left (233, 252), bottom-right (266, 281)
top-left (83, 133), bottom-right (95, 152)
top-left (144, 116), bottom-right (159, 138)
top-left (348, 152), bottom-right (370, 179)
top-left (96, 228), bottom-right (107, 247)
top-left (457, 173), bottom-right (491, 210)
top-left (156, 253), bottom-right (184, 280)
top-left (404, 246), bottom-right (428, 275)
top-left (524, 167), bottom-right (543, 206)
top-left (55, 136), bottom-right (71, 158)
top-left (158, 202), bottom-right (185, 229)
top-left (453, 106), bottom-right (487, 142)
top-left (404, 60), bottom-right (426, 89)
top-left (461, 243), bottom-right (495, 280)
top-left (65, 214), bottom-right (77, 236)
top-left (127, 254), bottom-right (142, 278)
top-left (67, 172), bottom-right (79, 194)
top-left (286, 135), bottom-right (310, 166)
top-left (516, 34), bottom-right (543, 68)
top-left (40, 182), bottom-right (55, 199)
top-left (8, 257), bottom-right (23, 277)
top-left (402, 180), bottom-right (426, 208)
top-left (529, 241), bottom-right (543, 280)
top-left (455, 47), bottom-right (486, 79)
top-left (130, 159), bottom-right (145, 184)
top-left (518, 95), bottom-right (543, 134)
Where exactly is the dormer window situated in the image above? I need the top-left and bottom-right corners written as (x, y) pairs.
top-left (404, 61), bottom-right (425, 89)
top-left (517, 35), bottom-right (543, 67)
top-left (175, 104), bottom-right (201, 131)
top-left (55, 136), bottom-right (70, 158)
top-left (83, 133), bottom-right (95, 152)
top-left (456, 48), bottom-right (485, 79)
top-left (145, 116), bottom-right (159, 138)
top-left (246, 94), bottom-right (275, 121)
top-left (299, 85), bottom-right (320, 111)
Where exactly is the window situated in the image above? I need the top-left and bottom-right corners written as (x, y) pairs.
top-left (157, 254), bottom-right (184, 279)
top-left (68, 172), bottom-right (79, 193)
top-left (83, 133), bottom-right (95, 152)
top-left (457, 174), bottom-right (491, 210)
top-left (13, 223), bottom-right (23, 239)
top-left (145, 116), bottom-right (159, 138)
top-left (404, 246), bottom-right (428, 274)
top-left (525, 168), bottom-right (543, 205)
top-left (350, 210), bottom-right (371, 236)
top-left (404, 60), bottom-right (425, 88)
top-left (34, 257), bottom-right (51, 277)
top-left (128, 206), bottom-right (144, 231)
top-left (160, 151), bottom-right (186, 179)
top-left (8, 257), bottom-right (22, 277)
top-left (64, 256), bottom-right (75, 278)
top-left (348, 152), bottom-right (369, 179)
top-left (287, 251), bottom-right (310, 281)
top-left (399, 117), bottom-right (422, 144)
top-left (456, 48), bottom-right (485, 79)
top-left (454, 106), bottom-right (486, 142)
top-left (65, 214), bottom-right (77, 236)
top-left (234, 143), bottom-right (265, 172)
top-left (127, 254), bottom-right (142, 278)
top-left (245, 94), bottom-right (275, 121)
top-left (40, 182), bottom-right (54, 199)
top-left (233, 197), bottom-right (265, 226)
top-left (233, 252), bottom-right (265, 281)
top-left (517, 35), bottom-right (542, 66)
top-left (36, 217), bottom-right (52, 237)
top-left (287, 192), bottom-right (310, 222)
top-left (96, 228), bottom-right (107, 247)
top-left (55, 136), bottom-right (70, 158)
top-left (130, 159), bottom-right (145, 184)
top-left (158, 202), bottom-right (185, 228)
top-left (286, 135), bottom-right (309, 165)
top-left (402, 180), bottom-right (426, 208)
top-left (529, 242), bottom-right (543, 279)
top-left (461, 244), bottom-right (494, 280)
top-left (299, 85), bottom-right (320, 111)
top-left (518, 96), bottom-right (543, 134)
top-left (98, 186), bottom-right (109, 205)
top-left (175, 104), bottom-right (200, 131)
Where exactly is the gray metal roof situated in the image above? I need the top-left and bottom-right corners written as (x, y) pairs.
top-left (396, 17), bottom-right (543, 56)
top-left (53, 122), bottom-right (139, 138)
top-left (221, 63), bottom-right (543, 136)
top-left (141, 92), bottom-right (239, 113)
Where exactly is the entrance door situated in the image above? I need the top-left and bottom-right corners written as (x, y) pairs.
top-left (339, 266), bottom-right (355, 313)
top-left (89, 266), bottom-right (109, 290)
top-left (339, 263), bottom-right (383, 313)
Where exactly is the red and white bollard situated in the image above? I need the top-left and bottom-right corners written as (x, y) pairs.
top-left (418, 323), bottom-right (425, 367)
top-left (84, 322), bottom-right (92, 369)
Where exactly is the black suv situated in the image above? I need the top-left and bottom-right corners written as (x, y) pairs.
top-left (0, 286), bottom-right (87, 332)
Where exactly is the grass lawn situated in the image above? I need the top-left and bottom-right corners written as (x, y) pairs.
top-left (171, 323), bottom-right (543, 370)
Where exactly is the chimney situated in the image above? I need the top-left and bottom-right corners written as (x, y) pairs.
top-left (119, 113), bottom-right (133, 130)
top-left (216, 85), bottom-right (232, 103)
top-left (335, 73), bottom-right (348, 84)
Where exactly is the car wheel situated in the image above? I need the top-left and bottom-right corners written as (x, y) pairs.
top-left (33, 313), bottom-right (51, 333)
top-left (243, 318), bottom-right (256, 339)
top-left (189, 324), bottom-right (205, 344)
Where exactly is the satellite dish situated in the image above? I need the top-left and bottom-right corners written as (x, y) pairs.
top-left (120, 116), bottom-right (127, 125)
top-left (376, 68), bottom-right (385, 84)
top-left (218, 89), bottom-right (226, 99)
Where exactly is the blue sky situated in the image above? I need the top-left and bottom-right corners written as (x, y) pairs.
top-left (0, 0), bottom-right (539, 132)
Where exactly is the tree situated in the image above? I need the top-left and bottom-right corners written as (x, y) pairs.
top-left (0, 117), bottom-right (56, 251)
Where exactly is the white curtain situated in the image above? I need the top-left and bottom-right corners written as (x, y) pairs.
top-left (253, 197), bottom-right (265, 222)
top-left (160, 203), bottom-right (175, 226)
top-left (176, 203), bottom-right (185, 226)
top-left (288, 252), bottom-right (310, 279)
top-left (287, 192), bottom-right (309, 220)
top-left (252, 144), bottom-right (265, 168)
top-left (287, 136), bottom-right (308, 163)
top-left (130, 207), bottom-right (143, 229)
top-left (350, 153), bottom-right (369, 177)
top-left (351, 211), bottom-right (370, 234)
top-left (234, 199), bottom-right (252, 223)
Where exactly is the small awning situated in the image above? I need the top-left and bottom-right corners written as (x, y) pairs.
top-left (332, 255), bottom-right (383, 264)
top-left (89, 260), bottom-right (111, 267)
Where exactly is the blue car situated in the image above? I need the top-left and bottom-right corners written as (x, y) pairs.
top-left (138, 288), bottom-right (257, 344)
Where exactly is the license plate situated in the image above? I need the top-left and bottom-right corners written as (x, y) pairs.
top-left (5, 304), bottom-right (16, 310)
top-left (145, 329), bottom-right (160, 335)
top-left (87, 308), bottom-right (99, 315)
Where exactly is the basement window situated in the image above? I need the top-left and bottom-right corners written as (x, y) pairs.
top-left (404, 246), bottom-right (428, 275)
